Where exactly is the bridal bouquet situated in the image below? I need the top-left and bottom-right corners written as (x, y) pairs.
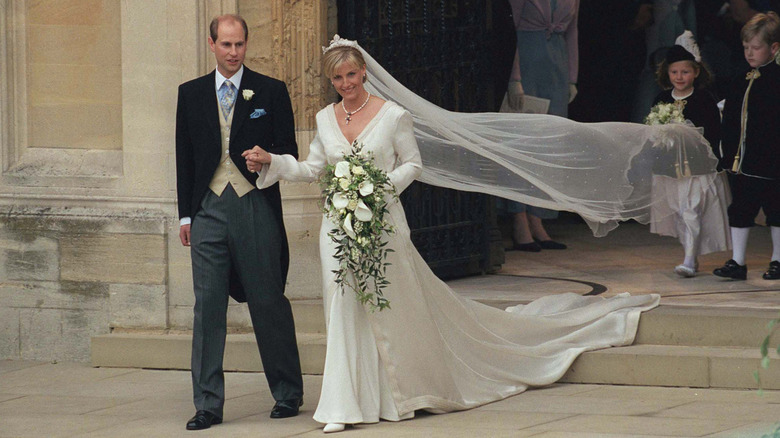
top-left (320, 141), bottom-right (397, 312)
top-left (644, 101), bottom-right (685, 125)
top-left (645, 101), bottom-right (692, 178)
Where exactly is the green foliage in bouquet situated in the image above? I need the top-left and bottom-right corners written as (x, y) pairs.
top-left (645, 101), bottom-right (686, 125)
top-left (319, 141), bottom-right (397, 312)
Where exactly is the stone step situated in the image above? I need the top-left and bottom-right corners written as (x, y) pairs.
top-left (91, 304), bottom-right (780, 390)
top-left (297, 297), bottom-right (780, 349)
top-left (91, 332), bottom-right (326, 374)
top-left (634, 306), bottom-right (780, 348)
top-left (91, 332), bottom-right (780, 390)
top-left (289, 299), bottom-right (326, 334)
top-left (474, 300), bottom-right (780, 348)
top-left (561, 344), bottom-right (780, 390)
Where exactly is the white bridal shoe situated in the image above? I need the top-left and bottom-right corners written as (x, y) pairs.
top-left (323, 423), bottom-right (345, 433)
top-left (674, 264), bottom-right (697, 278)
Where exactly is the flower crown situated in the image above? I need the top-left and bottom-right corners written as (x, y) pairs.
top-left (322, 34), bottom-right (359, 54)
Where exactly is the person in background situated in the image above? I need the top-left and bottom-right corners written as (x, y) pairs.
top-left (713, 12), bottom-right (780, 280)
top-left (501, 0), bottom-right (579, 252)
top-left (632, 0), bottom-right (698, 123)
top-left (569, 0), bottom-right (652, 123)
top-left (648, 31), bottom-right (731, 277)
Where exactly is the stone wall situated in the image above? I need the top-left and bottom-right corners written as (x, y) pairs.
top-left (0, 0), bottom-right (333, 361)
top-left (0, 206), bottom-right (168, 361)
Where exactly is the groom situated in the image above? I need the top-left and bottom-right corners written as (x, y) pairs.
top-left (175, 14), bottom-right (303, 430)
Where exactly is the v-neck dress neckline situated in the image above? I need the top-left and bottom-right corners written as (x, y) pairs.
top-left (329, 100), bottom-right (392, 146)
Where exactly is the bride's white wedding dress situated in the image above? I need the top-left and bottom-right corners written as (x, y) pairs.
top-left (256, 100), bottom-right (660, 425)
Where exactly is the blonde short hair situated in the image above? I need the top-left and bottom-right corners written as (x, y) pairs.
top-left (322, 46), bottom-right (367, 82)
top-left (741, 11), bottom-right (780, 46)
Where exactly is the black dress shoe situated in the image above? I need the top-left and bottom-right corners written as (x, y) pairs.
top-left (763, 260), bottom-right (780, 280)
top-left (270, 398), bottom-right (303, 418)
top-left (186, 410), bottom-right (222, 430)
top-left (713, 259), bottom-right (747, 280)
top-left (511, 241), bottom-right (541, 252)
top-left (535, 239), bottom-right (567, 250)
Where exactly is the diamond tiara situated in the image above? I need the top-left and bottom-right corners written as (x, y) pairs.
top-left (322, 34), bottom-right (359, 54)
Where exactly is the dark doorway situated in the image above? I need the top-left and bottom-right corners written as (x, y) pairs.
top-left (337, 0), bottom-right (510, 278)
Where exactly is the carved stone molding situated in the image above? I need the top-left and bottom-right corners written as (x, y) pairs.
top-left (240, 0), bottom-right (328, 131)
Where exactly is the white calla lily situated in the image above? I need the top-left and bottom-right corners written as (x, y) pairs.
top-left (354, 200), bottom-right (373, 222)
top-left (334, 161), bottom-right (351, 178)
top-left (332, 192), bottom-right (349, 210)
top-left (358, 181), bottom-right (374, 196)
top-left (343, 213), bottom-right (356, 238)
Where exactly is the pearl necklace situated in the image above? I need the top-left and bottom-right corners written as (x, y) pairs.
top-left (341, 91), bottom-right (371, 125)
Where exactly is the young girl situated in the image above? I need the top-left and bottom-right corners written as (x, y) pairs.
top-left (649, 31), bottom-right (731, 277)
top-left (714, 12), bottom-right (780, 281)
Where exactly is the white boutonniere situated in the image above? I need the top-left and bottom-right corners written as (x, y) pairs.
top-left (242, 89), bottom-right (255, 101)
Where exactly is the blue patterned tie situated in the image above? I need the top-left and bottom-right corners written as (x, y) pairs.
top-left (218, 80), bottom-right (236, 121)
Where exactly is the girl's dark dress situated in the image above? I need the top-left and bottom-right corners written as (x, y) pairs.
top-left (652, 89), bottom-right (721, 158)
top-left (649, 88), bottom-right (731, 260)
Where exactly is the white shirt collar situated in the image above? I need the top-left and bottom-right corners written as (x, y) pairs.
top-left (672, 89), bottom-right (694, 100)
top-left (215, 65), bottom-right (244, 91)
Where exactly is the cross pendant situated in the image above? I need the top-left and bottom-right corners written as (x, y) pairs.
top-left (345, 115), bottom-right (351, 125)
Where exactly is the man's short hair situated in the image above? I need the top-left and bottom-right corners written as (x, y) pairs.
top-left (210, 14), bottom-right (248, 42)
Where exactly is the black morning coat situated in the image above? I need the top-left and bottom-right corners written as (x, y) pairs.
top-left (175, 66), bottom-right (299, 301)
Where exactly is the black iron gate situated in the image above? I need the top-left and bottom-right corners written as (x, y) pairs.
top-left (337, 0), bottom-right (511, 278)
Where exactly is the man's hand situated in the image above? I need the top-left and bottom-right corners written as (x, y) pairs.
top-left (507, 81), bottom-right (525, 111)
top-left (242, 146), bottom-right (272, 173)
top-left (180, 224), bottom-right (191, 247)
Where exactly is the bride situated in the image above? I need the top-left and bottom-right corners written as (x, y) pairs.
top-left (243, 36), bottom-right (661, 433)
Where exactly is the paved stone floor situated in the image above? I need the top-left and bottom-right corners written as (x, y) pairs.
top-left (2, 220), bottom-right (780, 437)
top-left (1, 360), bottom-right (779, 437)
top-left (452, 218), bottom-right (780, 310)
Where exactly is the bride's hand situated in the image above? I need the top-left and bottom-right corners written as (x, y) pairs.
top-left (243, 146), bottom-right (271, 172)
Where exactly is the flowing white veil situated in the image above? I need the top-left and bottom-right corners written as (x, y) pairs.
top-left (343, 38), bottom-right (720, 236)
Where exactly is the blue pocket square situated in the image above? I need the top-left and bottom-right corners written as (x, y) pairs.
top-left (250, 109), bottom-right (267, 119)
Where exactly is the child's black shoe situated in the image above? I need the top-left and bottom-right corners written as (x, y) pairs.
top-left (713, 259), bottom-right (747, 280)
top-left (763, 261), bottom-right (780, 280)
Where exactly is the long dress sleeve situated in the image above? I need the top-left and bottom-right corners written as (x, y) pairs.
top-left (387, 111), bottom-right (422, 194)
top-left (256, 132), bottom-right (328, 189)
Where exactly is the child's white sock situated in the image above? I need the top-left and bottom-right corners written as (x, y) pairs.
top-left (772, 227), bottom-right (780, 262)
top-left (683, 256), bottom-right (697, 269)
top-left (731, 227), bottom-right (750, 266)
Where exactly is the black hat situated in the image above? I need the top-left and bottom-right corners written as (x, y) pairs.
top-left (666, 31), bottom-right (701, 64)
top-left (666, 44), bottom-right (695, 64)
